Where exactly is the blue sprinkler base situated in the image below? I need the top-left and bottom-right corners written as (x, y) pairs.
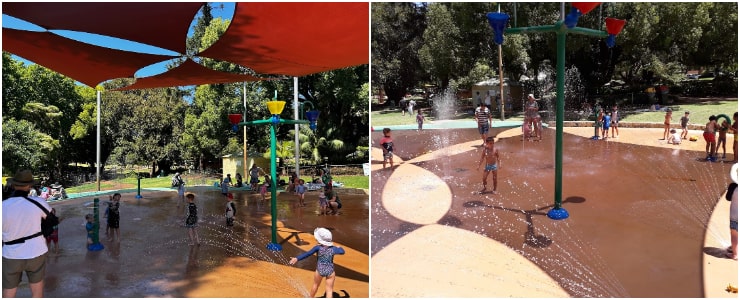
top-left (547, 208), bottom-right (570, 220)
top-left (87, 243), bottom-right (105, 251)
top-left (135, 195), bottom-right (143, 199)
top-left (591, 136), bottom-right (600, 140)
top-left (266, 243), bottom-right (283, 251)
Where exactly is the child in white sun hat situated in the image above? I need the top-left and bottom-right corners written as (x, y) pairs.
top-left (289, 227), bottom-right (346, 297)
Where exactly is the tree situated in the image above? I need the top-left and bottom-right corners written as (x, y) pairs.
top-left (1, 119), bottom-right (53, 174)
top-left (371, 2), bottom-right (427, 102)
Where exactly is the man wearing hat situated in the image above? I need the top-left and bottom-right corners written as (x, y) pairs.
top-left (2, 170), bottom-right (52, 297)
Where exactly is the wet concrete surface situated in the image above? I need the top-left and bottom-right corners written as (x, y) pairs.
top-left (16, 188), bottom-right (368, 297)
top-left (371, 127), bottom-right (733, 297)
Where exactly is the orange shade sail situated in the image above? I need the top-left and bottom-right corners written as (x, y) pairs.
top-left (2, 2), bottom-right (204, 54)
top-left (199, 2), bottom-right (369, 77)
top-left (2, 27), bottom-right (177, 88)
top-left (114, 59), bottom-right (272, 91)
top-left (2, 2), bottom-right (369, 90)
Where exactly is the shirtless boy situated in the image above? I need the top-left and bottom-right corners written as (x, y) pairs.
top-left (476, 136), bottom-right (501, 194)
top-left (704, 115), bottom-right (718, 160)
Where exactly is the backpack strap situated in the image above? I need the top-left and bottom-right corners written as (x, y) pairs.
top-left (2, 197), bottom-right (48, 246)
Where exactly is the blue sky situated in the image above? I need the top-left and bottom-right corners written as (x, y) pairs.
top-left (1, 3), bottom-right (236, 78)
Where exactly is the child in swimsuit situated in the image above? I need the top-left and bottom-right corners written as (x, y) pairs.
top-left (476, 136), bottom-right (501, 193)
top-left (379, 128), bottom-right (394, 169)
top-left (704, 115), bottom-right (718, 160)
top-left (289, 228), bottom-right (346, 298)
top-left (662, 109), bottom-right (673, 140)
top-left (717, 120), bottom-right (730, 159)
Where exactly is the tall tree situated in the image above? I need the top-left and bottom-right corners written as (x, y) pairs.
top-left (371, 2), bottom-right (427, 102)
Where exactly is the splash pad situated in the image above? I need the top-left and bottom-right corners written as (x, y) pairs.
top-left (24, 188), bottom-right (369, 297)
top-left (371, 126), bottom-right (733, 297)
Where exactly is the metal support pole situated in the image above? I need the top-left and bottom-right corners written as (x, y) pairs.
top-left (96, 90), bottom-right (101, 192)
top-left (497, 4), bottom-right (506, 121)
top-left (293, 77), bottom-right (300, 177)
top-left (549, 30), bottom-right (568, 217)
top-left (243, 82), bottom-right (248, 183)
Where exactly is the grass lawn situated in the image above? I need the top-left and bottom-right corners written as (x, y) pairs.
top-left (64, 173), bottom-right (368, 194)
top-left (620, 99), bottom-right (737, 124)
top-left (372, 99), bottom-right (736, 127)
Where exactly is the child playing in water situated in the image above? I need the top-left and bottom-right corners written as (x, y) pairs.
top-left (225, 192), bottom-right (236, 227)
top-left (416, 109), bottom-right (425, 132)
top-left (260, 175), bottom-right (270, 203)
top-left (296, 179), bottom-right (307, 207)
top-left (610, 105), bottom-right (620, 138)
top-left (680, 111), bottom-right (690, 140)
top-left (476, 136), bottom-right (501, 194)
top-left (46, 208), bottom-right (60, 254)
top-left (662, 109), bottom-right (673, 140)
top-left (107, 193), bottom-right (121, 241)
top-left (318, 188), bottom-right (328, 215)
top-left (380, 128), bottom-right (395, 169)
top-left (522, 121), bottom-right (532, 141)
top-left (602, 111), bottom-right (612, 140)
top-left (85, 214), bottom-right (95, 247)
top-left (717, 120), bottom-right (730, 159)
top-left (704, 115), bottom-right (718, 160)
top-left (184, 193), bottom-right (200, 246)
top-left (667, 129), bottom-right (682, 145)
top-left (289, 228), bottom-right (346, 298)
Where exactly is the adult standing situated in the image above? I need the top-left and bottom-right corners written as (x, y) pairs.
top-left (319, 169), bottom-right (333, 188)
top-left (2, 170), bottom-right (52, 298)
top-left (474, 102), bottom-right (492, 146)
top-left (474, 91), bottom-right (482, 107)
top-left (249, 164), bottom-right (263, 191)
top-left (407, 99), bottom-right (416, 117)
top-left (175, 172), bottom-right (186, 207)
top-left (525, 94), bottom-right (542, 141)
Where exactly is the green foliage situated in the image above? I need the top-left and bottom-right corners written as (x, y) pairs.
top-left (372, 3), bottom-right (738, 100)
top-left (371, 2), bottom-right (428, 101)
top-left (1, 119), bottom-right (51, 174)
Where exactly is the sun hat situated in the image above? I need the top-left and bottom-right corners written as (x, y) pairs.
top-left (731, 163), bottom-right (738, 184)
top-left (314, 227), bottom-right (333, 246)
top-left (528, 93), bottom-right (534, 98)
top-left (6, 170), bottom-right (36, 186)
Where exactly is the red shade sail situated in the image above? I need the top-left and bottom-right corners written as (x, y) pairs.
top-left (2, 2), bottom-right (368, 91)
top-left (198, 2), bottom-right (369, 77)
top-left (2, 28), bottom-right (176, 88)
top-left (114, 59), bottom-right (272, 91)
top-left (2, 2), bottom-right (204, 54)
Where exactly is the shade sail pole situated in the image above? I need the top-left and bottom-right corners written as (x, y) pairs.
top-left (243, 82), bottom-right (248, 180)
top-left (293, 77), bottom-right (300, 177)
top-left (96, 90), bottom-right (101, 191)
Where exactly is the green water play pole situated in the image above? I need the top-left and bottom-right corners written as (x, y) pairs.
top-left (506, 21), bottom-right (607, 220)
top-left (239, 118), bottom-right (309, 250)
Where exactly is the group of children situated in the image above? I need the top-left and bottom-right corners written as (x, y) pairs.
top-left (661, 109), bottom-right (737, 162)
top-left (701, 112), bottom-right (737, 161)
top-left (595, 105), bottom-right (620, 140)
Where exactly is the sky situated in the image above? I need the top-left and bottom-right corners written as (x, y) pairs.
top-left (1, 2), bottom-right (236, 78)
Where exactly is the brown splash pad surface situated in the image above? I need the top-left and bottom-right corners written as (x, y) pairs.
top-left (371, 127), bottom-right (734, 297)
top-left (18, 188), bottom-right (368, 297)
